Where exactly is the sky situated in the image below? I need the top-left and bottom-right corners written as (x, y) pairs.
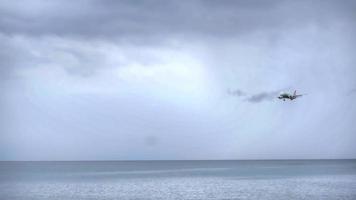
top-left (1, 0), bottom-right (356, 161)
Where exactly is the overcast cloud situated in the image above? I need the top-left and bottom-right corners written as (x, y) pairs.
top-left (1, 0), bottom-right (355, 160)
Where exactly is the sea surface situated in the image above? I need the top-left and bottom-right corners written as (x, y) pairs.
top-left (0, 160), bottom-right (356, 200)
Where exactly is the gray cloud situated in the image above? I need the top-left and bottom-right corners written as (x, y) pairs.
top-left (246, 90), bottom-right (281, 103)
top-left (0, 34), bottom-right (33, 79)
top-left (349, 88), bottom-right (356, 95)
top-left (227, 89), bottom-right (246, 97)
top-left (1, 0), bottom-right (355, 78)
top-left (1, 0), bottom-right (356, 160)
top-left (228, 89), bottom-right (283, 103)
top-left (1, 0), bottom-right (355, 40)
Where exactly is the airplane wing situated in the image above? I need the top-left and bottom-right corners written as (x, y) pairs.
top-left (295, 94), bottom-right (307, 98)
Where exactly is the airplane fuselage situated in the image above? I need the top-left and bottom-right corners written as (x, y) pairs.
top-left (278, 91), bottom-right (302, 101)
top-left (278, 93), bottom-right (293, 100)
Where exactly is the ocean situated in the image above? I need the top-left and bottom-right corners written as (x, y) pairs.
top-left (0, 160), bottom-right (355, 200)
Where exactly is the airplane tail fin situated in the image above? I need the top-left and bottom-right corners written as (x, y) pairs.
top-left (293, 90), bottom-right (297, 96)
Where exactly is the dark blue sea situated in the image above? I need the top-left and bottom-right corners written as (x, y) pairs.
top-left (1, 160), bottom-right (356, 200)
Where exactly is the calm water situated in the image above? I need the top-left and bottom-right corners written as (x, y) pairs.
top-left (0, 160), bottom-right (356, 200)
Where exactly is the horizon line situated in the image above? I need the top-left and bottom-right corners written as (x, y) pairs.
top-left (1, 158), bottom-right (355, 162)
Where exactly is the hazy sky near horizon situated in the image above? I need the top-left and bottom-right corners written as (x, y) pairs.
top-left (1, 0), bottom-right (356, 160)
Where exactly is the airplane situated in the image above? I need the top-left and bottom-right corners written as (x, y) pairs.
top-left (278, 90), bottom-right (304, 101)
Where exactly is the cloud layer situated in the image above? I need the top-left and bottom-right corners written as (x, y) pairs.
top-left (1, 0), bottom-right (356, 160)
top-left (228, 89), bottom-right (286, 103)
